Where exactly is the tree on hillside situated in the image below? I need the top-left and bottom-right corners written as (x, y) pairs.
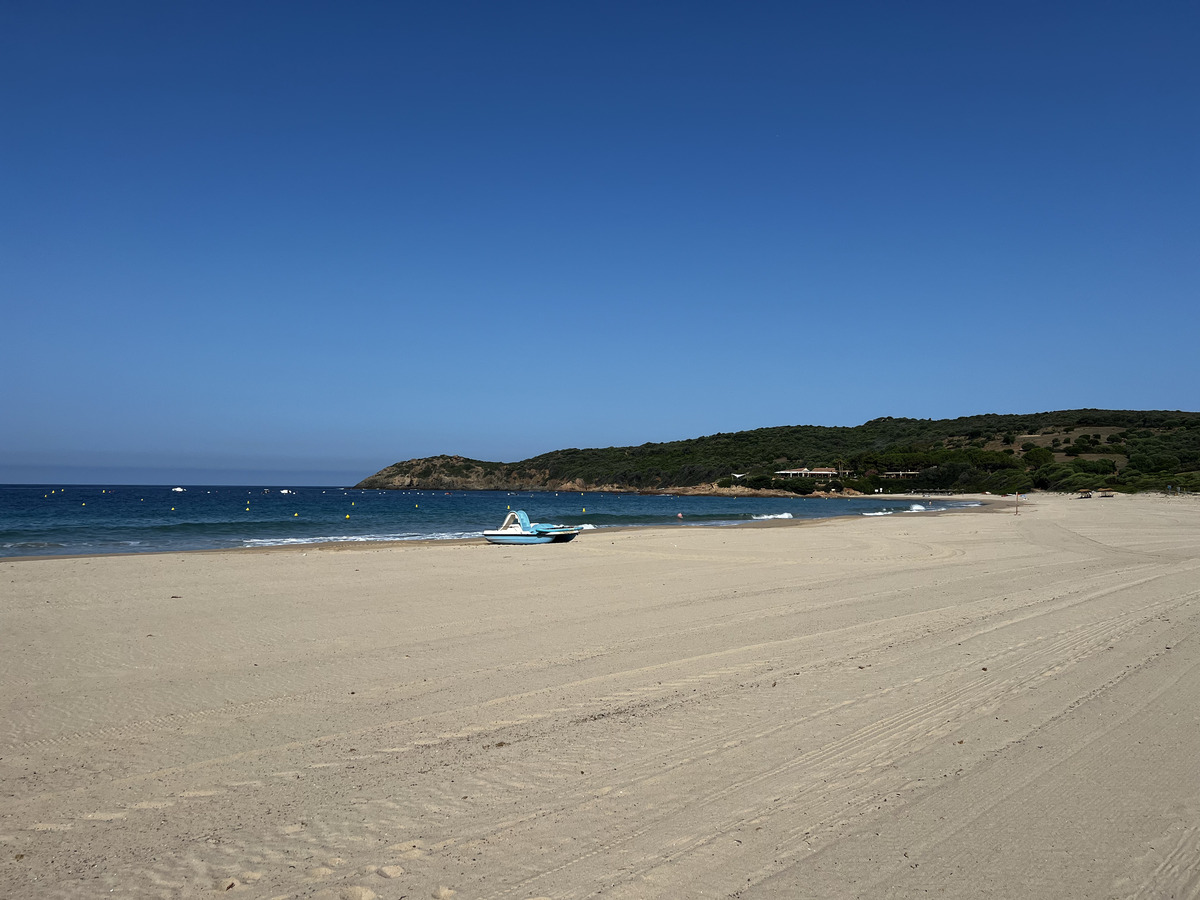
top-left (1023, 447), bottom-right (1055, 468)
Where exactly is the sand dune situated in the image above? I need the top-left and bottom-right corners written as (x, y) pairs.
top-left (2, 493), bottom-right (1198, 898)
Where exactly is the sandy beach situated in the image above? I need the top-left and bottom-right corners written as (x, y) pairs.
top-left (3, 492), bottom-right (1199, 899)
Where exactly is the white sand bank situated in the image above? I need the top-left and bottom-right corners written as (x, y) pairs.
top-left (2, 493), bottom-right (1199, 898)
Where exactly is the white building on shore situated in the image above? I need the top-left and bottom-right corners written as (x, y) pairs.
top-left (773, 467), bottom-right (844, 479)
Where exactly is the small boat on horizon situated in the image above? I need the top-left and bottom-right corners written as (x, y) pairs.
top-left (483, 510), bottom-right (583, 545)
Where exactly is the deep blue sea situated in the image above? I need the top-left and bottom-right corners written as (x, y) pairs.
top-left (0, 484), bottom-right (979, 558)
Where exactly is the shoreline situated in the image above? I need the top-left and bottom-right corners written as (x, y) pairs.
top-left (1, 493), bottom-right (999, 563)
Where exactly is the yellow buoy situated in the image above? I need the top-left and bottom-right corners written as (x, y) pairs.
top-left (346, 514), bottom-right (350, 518)
top-left (294, 512), bottom-right (298, 517)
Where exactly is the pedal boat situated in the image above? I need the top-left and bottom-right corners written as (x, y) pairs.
top-left (483, 510), bottom-right (583, 545)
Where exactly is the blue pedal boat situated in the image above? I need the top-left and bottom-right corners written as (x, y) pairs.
top-left (483, 510), bottom-right (584, 545)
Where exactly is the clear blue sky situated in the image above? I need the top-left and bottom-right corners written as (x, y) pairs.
top-left (3, 2), bottom-right (1197, 485)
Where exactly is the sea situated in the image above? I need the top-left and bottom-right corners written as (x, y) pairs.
top-left (0, 484), bottom-right (980, 558)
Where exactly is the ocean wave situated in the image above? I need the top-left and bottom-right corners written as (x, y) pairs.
top-left (861, 511), bottom-right (894, 516)
top-left (242, 531), bottom-right (482, 547)
top-left (752, 513), bottom-right (794, 520)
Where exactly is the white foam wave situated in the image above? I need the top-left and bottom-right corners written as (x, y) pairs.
top-left (906, 503), bottom-right (927, 512)
top-left (861, 511), bottom-right (894, 516)
top-left (752, 513), bottom-right (794, 520)
top-left (242, 531), bottom-right (482, 547)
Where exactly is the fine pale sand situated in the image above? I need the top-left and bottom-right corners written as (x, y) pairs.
top-left (3, 494), bottom-right (1199, 899)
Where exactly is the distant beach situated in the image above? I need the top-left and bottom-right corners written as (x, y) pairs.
top-left (3, 492), bottom-right (1198, 898)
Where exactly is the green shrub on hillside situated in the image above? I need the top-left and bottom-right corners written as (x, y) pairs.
top-left (773, 478), bottom-right (816, 495)
top-left (1073, 458), bottom-right (1116, 475)
top-left (1023, 447), bottom-right (1055, 468)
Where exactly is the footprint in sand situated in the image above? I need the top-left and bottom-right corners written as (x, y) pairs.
top-left (377, 865), bottom-right (405, 878)
top-left (129, 799), bottom-right (175, 809)
top-left (304, 857), bottom-right (346, 878)
top-left (84, 811), bottom-right (127, 821)
top-left (312, 888), bottom-right (377, 900)
top-left (219, 876), bottom-right (266, 892)
top-left (388, 841), bottom-right (427, 859)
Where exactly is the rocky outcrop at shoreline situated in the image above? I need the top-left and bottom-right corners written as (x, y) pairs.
top-left (355, 455), bottom-right (611, 492)
top-left (355, 456), bottom-right (545, 491)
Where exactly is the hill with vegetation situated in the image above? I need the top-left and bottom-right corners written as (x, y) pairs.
top-left (356, 409), bottom-right (1200, 495)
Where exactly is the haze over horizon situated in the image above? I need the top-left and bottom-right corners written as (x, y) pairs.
top-left (4, 3), bottom-right (1197, 485)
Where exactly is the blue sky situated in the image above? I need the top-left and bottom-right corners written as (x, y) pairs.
top-left (3, 2), bottom-right (1197, 485)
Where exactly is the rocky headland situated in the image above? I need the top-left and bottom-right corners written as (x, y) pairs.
top-left (354, 455), bottom-right (849, 497)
